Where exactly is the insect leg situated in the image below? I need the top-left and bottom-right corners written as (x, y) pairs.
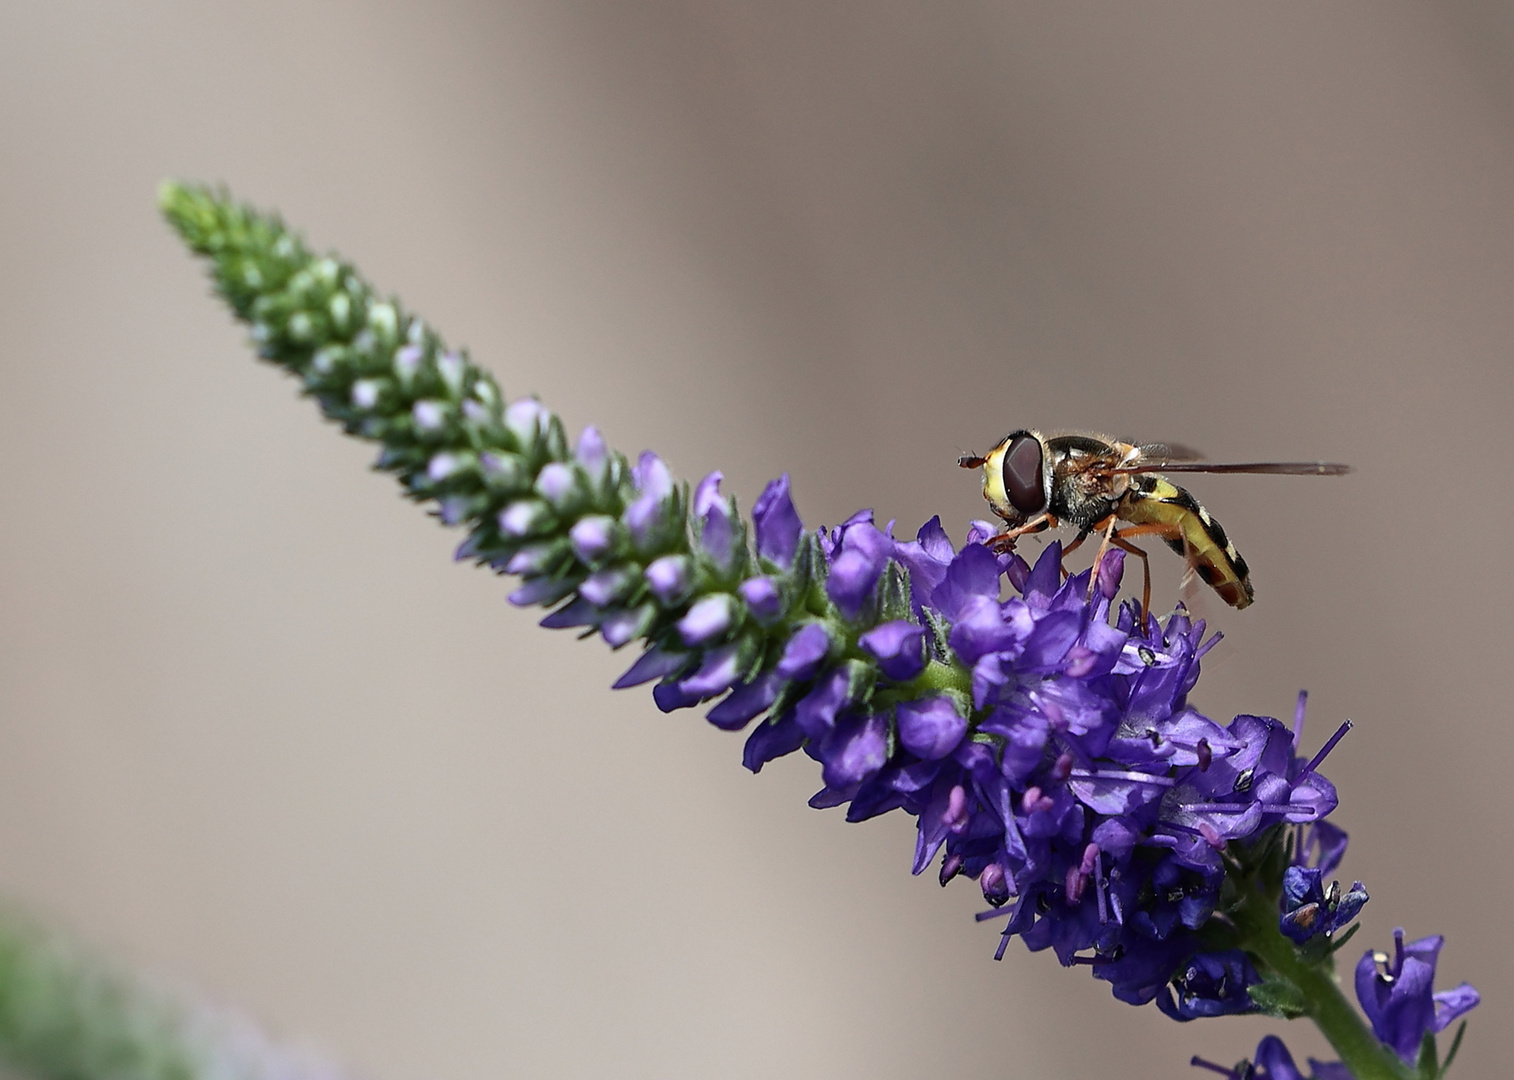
top-left (1085, 515), bottom-right (1120, 600)
top-left (1060, 529), bottom-right (1092, 580)
top-left (985, 513), bottom-right (1055, 554)
top-left (1106, 522), bottom-right (1185, 625)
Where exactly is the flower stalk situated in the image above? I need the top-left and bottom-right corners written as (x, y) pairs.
top-left (1230, 879), bottom-right (1413, 1080)
top-left (160, 182), bottom-right (1479, 1080)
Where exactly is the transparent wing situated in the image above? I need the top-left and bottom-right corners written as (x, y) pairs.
top-left (1112, 460), bottom-right (1352, 476)
top-left (1133, 442), bottom-right (1206, 464)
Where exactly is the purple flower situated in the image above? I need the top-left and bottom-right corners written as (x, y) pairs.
top-left (825, 513), bottom-right (894, 619)
top-left (677, 594), bottom-right (739, 647)
top-left (1191, 1037), bottom-right (1351, 1080)
top-left (1279, 866), bottom-right (1367, 945)
top-left (858, 620), bottom-right (925, 681)
top-left (737, 577), bottom-right (782, 623)
top-left (752, 474), bottom-right (802, 568)
top-left (693, 471), bottom-right (739, 572)
top-left (775, 623), bottom-right (831, 681)
top-left (574, 424), bottom-right (609, 482)
top-left (624, 452), bottom-right (675, 547)
top-left (177, 188), bottom-right (1460, 1080)
top-left (569, 515), bottom-right (618, 564)
top-left (896, 696), bottom-right (967, 760)
top-left (1355, 930), bottom-right (1480, 1062)
top-left (1157, 950), bottom-right (1261, 1021)
top-left (645, 555), bottom-right (692, 605)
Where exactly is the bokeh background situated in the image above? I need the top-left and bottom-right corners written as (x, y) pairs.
top-left (1, 3), bottom-right (1511, 1077)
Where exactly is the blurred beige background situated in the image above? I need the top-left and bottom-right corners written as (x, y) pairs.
top-left (1, 2), bottom-right (1511, 1077)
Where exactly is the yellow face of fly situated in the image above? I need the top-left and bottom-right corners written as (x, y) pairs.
top-left (978, 438), bottom-right (1016, 522)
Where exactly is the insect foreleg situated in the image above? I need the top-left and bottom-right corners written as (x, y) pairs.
top-left (985, 512), bottom-right (1056, 554)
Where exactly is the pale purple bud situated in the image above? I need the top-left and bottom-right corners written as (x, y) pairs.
top-left (412, 400), bottom-right (446, 432)
top-left (534, 462), bottom-right (580, 510)
top-left (624, 452), bottom-right (675, 545)
top-left (579, 566), bottom-right (637, 607)
top-left (504, 398), bottom-right (549, 447)
top-left (575, 425), bottom-right (609, 480)
top-left (394, 343), bottom-right (423, 377)
top-left (826, 521), bottom-right (893, 619)
top-left (480, 452), bottom-right (529, 490)
top-left (505, 540), bottom-right (567, 576)
top-left (498, 499), bottom-right (554, 538)
top-left (738, 577), bottom-right (782, 623)
top-left (600, 603), bottom-right (656, 647)
top-left (427, 452), bottom-right (462, 482)
top-left (678, 643), bottom-right (744, 697)
top-left (631, 451), bottom-right (673, 499)
top-left (351, 379), bottom-right (381, 409)
top-left (678, 593), bottom-right (739, 646)
top-left (693, 471), bottom-right (724, 517)
top-left (569, 515), bottom-right (618, 563)
top-left (436, 496), bottom-right (470, 526)
top-left (645, 555), bottom-right (692, 604)
top-left (436, 351), bottom-right (465, 393)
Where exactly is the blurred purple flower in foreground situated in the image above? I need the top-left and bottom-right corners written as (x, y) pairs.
top-left (1192, 1035), bottom-right (1352, 1080)
top-left (1355, 931), bottom-right (1481, 1063)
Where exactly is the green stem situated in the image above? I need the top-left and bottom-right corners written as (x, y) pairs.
top-left (910, 658), bottom-right (973, 697)
top-left (1232, 883), bottom-right (1414, 1080)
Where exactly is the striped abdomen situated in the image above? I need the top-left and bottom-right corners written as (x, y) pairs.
top-left (1118, 477), bottom-right (1254, 609)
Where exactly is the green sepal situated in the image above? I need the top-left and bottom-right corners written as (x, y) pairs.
top-left (762, 680), bottom-right (805, 728)
top-left (1437, 1021), bottom-right (1467, 1078)
top-left (792, 532), bottom-right (829, 613)
top-left (732, 631), bottom-right (766, 684)
top-left (534, 461), bottom-right (591, 518)
top-left (878, 560), bottom-right (912, 623)
top-left (1247, 976), bottom-right (1309, 1019)
top-left (921, 607), bottom-right (954, 665)
top-left (841, 658), bottom-right (877, 710)
top-left (480, 452), bottom-right (534, 498)
top-left (1325, 922), bottom-right (1362, 957)
top-left (1416, 1030), bottom-right (1439, 1080)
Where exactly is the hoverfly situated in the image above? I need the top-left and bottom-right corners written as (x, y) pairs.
top-left (958, 430), bottom-right (1350, 615)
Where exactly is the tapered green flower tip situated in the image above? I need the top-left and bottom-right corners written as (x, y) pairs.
top-left (158, 180), bottom-right (223, 249)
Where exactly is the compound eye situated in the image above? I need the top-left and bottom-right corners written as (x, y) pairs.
top-left (1002, 433), bottom-right (1047, 515)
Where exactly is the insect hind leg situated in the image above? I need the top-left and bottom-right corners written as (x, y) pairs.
top-left (1104, 521), bottom-right (1186, 626)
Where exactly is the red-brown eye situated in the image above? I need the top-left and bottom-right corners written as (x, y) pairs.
top-left (1002, 433), bottom-right (1046, 515)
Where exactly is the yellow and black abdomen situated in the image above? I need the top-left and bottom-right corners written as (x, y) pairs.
top-left (1118, 476), bottom-right (1254, 609)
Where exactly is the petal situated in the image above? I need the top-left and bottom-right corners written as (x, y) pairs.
top-left (817, 712), bottom-right (890, 788)
top-left (743, 711), bottom-right (807, 773)
top-left (896, 696), bottom-right (968, 760)
top-left (776, 622), bottom-right (832, 681)
top-left (858, 620), bottom-right (926, 681)
top-left (752, 474), bottom-right (803, 567)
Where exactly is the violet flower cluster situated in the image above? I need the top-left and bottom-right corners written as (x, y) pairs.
top-left (162, 184), bottom-right (1480, 1080)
